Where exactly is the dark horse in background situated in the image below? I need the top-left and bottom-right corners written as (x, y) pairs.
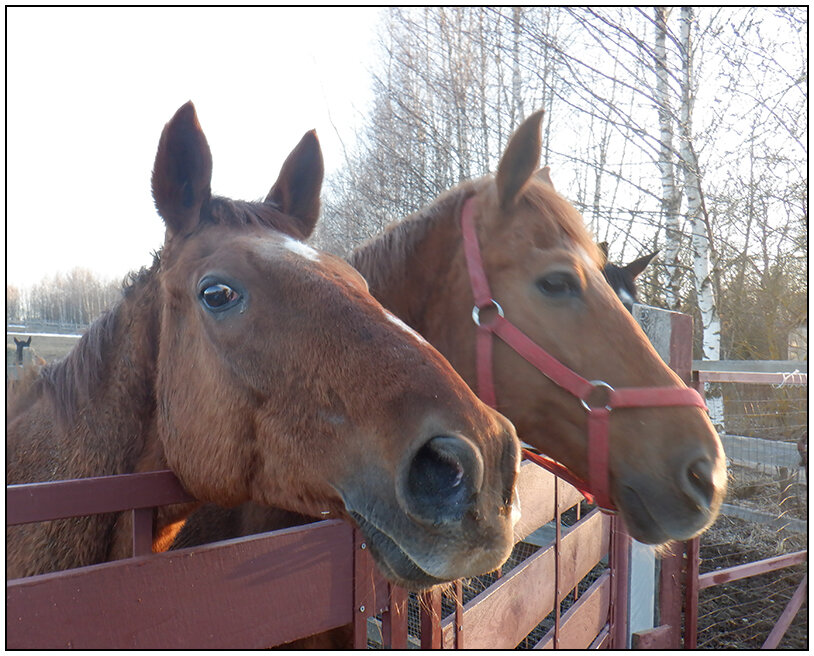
top-left (7, 102), bottom-right (522, 590)
top-left (13, 336), bottom-right (32, 365)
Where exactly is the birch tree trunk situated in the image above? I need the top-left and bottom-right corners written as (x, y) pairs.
top-left (679, 6), bottom-right (724, 433)
top-left (653, 7), bottom-right (683, 310)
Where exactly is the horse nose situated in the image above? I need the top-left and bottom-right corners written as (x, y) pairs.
top-left (680, 453), bottom-right (717, 512)
top-left (400, 435), bottom-right (484, 525)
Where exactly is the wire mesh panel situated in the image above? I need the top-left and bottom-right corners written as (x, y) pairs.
top-left (695, 377), bottom-right (807, 649)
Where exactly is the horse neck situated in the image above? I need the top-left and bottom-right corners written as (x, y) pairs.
top-left (10, 268), bottom-right (163, 484)
top-left (350, 194), bottom-right (465, 333)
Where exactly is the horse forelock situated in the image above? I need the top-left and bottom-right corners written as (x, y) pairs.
top-left (515, 180), bottom-right (603, 268)
top-left (204, 196), bottom-right (308, 241)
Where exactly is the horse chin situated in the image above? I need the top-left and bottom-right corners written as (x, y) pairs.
top-left (615, 484), bottom-right (717, 545)
top-left (348, 511), bottom-right (449, 591)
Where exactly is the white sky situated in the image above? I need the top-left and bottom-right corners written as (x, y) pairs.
top-left (5, 7), bottom-right (384, 288)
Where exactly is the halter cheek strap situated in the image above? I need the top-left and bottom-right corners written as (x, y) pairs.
top-left (460, 195), bottom-right (707, 512)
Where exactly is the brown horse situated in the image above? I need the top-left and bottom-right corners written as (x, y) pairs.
top-left (175, 112), bottom-right (726, 551)
top-left (6, 102), bottom-right (522, 590)
top-left (350, 111), bottom-right (725, 544)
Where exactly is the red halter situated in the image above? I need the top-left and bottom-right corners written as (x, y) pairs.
top-left (460, 195), bottom-right (707, 511)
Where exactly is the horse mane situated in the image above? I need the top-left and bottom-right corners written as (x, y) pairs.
top-left (34, 255), bottom-right (160, 429)
top-left (348, 184), bottom-right (466, 296)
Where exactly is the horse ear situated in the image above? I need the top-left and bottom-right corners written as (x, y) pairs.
top-left (25, 336), bottom-right (31, 346)
top-left (152, 101), bottom-right (213, 238)
top-left (496, 110), bottom-right (544, 210)
top-left (535, 165), bottom-right (555, 189)
top-left (265, 130), bottom-right (324, 238)
top-left (625, 251), bottom-right (658, 280)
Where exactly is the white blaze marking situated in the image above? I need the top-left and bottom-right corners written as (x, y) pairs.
top-left (282, 235), bottom-right (320, 262)
top-left (384, 310), bottom-right (428, 344)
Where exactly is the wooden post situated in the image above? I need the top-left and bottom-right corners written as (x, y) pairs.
top-left (684, 537), bottom-right (701, 649)
top-left (419, 588), bottom-right (443, 649)
top-left (381, 585), bottom-right (409, 649)
top-left (131, 507), bottom-right (153, 557)
top-left (609, 515), bottom-right (630, 648)
top-left (352, 529), bottom-right (376, 649)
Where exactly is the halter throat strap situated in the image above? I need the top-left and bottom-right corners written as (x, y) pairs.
top-left (460, 195), bottom-right (707, 511)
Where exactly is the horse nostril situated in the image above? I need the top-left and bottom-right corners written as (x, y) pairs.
top-left (683, 456), bottom-right (716, 511)
top-left (403, 435), bottom-right (483, 524)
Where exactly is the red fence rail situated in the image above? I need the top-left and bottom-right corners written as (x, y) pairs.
top-left (682, 366), bottom-right (808, 649)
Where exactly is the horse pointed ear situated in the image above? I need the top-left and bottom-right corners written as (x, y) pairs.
top-left (625, 251), bottom-right (658, 280)
top-left (535, 165), bottom-right (555, 189)
top-left (25, 336), bottom-right (31, 346)
top-left (265, 130), bottom-right (324, 238)
top-left (152, 101), bottom-right (213, 238)
top-left (597, 242), bottom-right (609, 265)
top-left (496, 110), bottom-right (544, 210)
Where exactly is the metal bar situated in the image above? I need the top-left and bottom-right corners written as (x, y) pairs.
top-left (7, 471), bottom-right (194, 525)
top-left (761, 574), bottom-right (807, 649)
top-left (698, 550), bottom-right (807, 590)
top-left (131, 507), bottom-right (153, 557)
top-left (454, 579), bottom-right (464, 648)
top-left (695, 370), bottom-right (807, 385)
top-left (683, 538), bottom-right (700, 650)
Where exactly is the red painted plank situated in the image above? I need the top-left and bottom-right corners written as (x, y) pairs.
top-left (441, 509), bottom-right (610, 648)
top-left (631, 624), bottom-right (674, 649)
top-left (7, 520), bottom-right (353, 649)
top-left (698, 550), bottom-right (807, 589)
top-left (534, 571), bottom-right (611, 649)
top-left (513, 463), bottom-right (584, 543)
top-left (7, 471), bottom-right (194, 525)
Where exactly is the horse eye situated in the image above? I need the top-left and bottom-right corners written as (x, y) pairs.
top-left (536, 272), bottom-right (581, 298)
top-left (201, 283), bottom-right (240, 311)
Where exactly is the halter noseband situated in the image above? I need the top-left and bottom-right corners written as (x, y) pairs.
top-left (460, 195), bottom-right (707, 512)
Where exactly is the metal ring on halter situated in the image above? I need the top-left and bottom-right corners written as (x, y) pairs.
top-left (580, 380), bottom-right (615, 412)
top-left (471, 299), bottom-right (505, 327)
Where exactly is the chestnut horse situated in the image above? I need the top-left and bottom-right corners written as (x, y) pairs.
top-left (350, 111), bottom-right (725, 544)
top-left (6, 102), bottom-right (522, 590)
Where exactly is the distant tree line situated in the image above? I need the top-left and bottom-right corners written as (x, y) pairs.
top-left (7, 268), bottom-right (122, 327)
